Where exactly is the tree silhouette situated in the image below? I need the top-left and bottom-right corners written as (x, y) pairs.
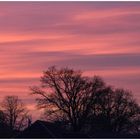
top-left (1, 96), bottom-right (29, 131)
top-left (112, 89), bottom-right (140, 133)
top-left (88, 88), bottom-right (140, 135)
top-left (31, 66), bottom-right (140, 136)
top-left (0, 110), bottom-right (6, 124)
top-left (31, 66), bottom-right (110, 131)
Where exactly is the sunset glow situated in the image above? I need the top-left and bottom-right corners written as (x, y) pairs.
top-left (0, 2), bottom-right (140, 119)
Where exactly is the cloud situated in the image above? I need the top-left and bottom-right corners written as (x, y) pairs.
top-left (0, 2), bottom-right (140, 119)
top-left (43, 52), bottom-right (140, 70)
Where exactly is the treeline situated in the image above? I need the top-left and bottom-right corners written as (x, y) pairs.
top-left (0, 66), bottom-right (140, 138)
top-left (31, 66), bottom-right (140, 137)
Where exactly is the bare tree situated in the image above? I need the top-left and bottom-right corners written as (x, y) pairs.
top-left (89, 88), bottom-right (140, 135)
top-left (31, 66), bottom-right (140, 135)
top-left (31, 66), bottom-right (106, 131)
top-left (112, 89), bottom-right (140, 133)
top-left (1, 96), bottom-right (29, 131)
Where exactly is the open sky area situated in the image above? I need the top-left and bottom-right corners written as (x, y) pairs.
top-left (0, 2), bottom-right (140, 119)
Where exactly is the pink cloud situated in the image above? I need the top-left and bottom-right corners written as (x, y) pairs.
top-left (0, 2), bottom-right (140, 119)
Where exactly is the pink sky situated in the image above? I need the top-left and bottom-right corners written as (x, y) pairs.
top-left (0, 2), bottom-right (140, 119)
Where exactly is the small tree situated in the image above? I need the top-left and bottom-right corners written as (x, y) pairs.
top-left (1, 96), bottom-right (29, 131)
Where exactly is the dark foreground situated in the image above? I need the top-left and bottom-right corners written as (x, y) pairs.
top-left (1, 120), bottom-right (140, 139)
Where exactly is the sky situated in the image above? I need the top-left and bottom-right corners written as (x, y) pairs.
top-left (0, 2), bottom-right (140, 119)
